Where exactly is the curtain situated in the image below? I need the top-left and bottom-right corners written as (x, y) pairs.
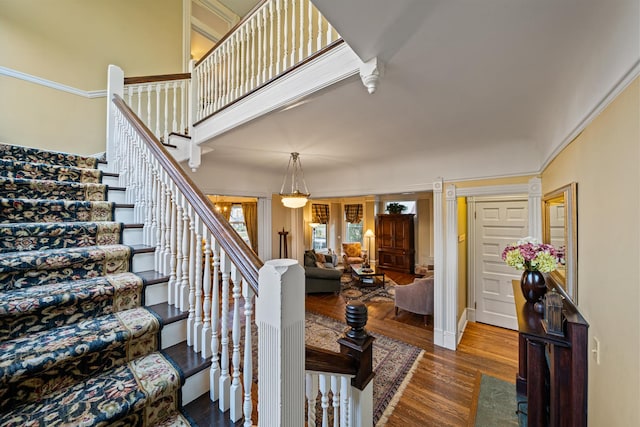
top-left (312, 204), bottom-right (330, 224)
top-left (242, 202), bottom-right (258, 253)
top-left (216, 202), bottom-right (232, 221)
top-left (344, 204), bottom-right (363, 223)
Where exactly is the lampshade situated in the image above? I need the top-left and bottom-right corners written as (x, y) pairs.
top-left (364, 229), bottom-right (375, 238)
top-left (279, 152), bottom-right (310, 209)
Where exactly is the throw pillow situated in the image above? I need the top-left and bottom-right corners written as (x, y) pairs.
top-left (304, 250), bottom-right (316, 267)
top-left (315, 261), bottom-right (326, 269)
top-left (315, 253), bottom-right (326, 263)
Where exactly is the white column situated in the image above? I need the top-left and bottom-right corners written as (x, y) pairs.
top-left (258, 197), bottom-right (272, 260)
top-left (444, 184), bottom-right (458, 350)
top-left (256, 259), bottom-right (305, 427)
top-left (350, 383), bottom-right (373, 427)
top-left (528, 177), bottom-right (543, 242)
top-left (432, 178), bottom-right (445, 348)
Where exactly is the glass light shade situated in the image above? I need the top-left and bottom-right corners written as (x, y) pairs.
top-left (281, 194), bottom-right (308, 208)
top-left (364, 229), bottom-right (375, 238)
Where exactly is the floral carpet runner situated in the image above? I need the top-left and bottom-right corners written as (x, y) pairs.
top-left (0, 144), bottom-right (193, 425)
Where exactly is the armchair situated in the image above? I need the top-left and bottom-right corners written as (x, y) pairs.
top-left (394, 277), bottom-right (434, 325)
top-left (341, 242), bottom-right (367, 272)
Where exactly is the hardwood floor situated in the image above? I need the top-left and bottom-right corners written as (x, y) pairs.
top-left (306, 268), bottom-right (519, 426)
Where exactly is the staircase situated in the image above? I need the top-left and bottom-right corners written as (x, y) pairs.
top-left (0, 142), bottom-right (197, 426)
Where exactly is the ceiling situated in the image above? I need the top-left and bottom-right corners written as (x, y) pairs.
top-left (193, 0), bottom-right (639, 197)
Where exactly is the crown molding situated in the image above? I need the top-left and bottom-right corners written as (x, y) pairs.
top-left (0, 66), bottom-right (106, 99)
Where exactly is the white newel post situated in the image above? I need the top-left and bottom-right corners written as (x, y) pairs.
top-left (256, 259), bottom-right (305, 427)
top-left (106, 65), bottom-right (124, 168)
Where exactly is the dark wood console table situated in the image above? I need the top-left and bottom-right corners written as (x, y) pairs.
top-left (512, 277), bottom-right (589, 427)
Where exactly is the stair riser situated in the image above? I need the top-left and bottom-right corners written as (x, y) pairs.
top-left (161, 318), bottom-right (187, 349)
top-left (107, 188), bottom-right (126, 204)
top-left (101, 175), bottom-right (120, 186)
top-left (145, 281), bottom-right (169, 306)
top-left (122, 227), bottom-right (143, 245)
top-left (132, 251), bottom-right (155, 272)
top-left (115, 206), bottom-right (134, 223)
top-left (182, 368), bottom-right (210, 406)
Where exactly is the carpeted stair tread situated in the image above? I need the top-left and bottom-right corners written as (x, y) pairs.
top-left (0, 351), bottom-right (186, 426)
top-left (0, 176), bottom-right (107, 201)
top-left (0, 197), bottom-right (115, 223)
top-left (0, 158), bottom-right (103, 183)
top-left (0, 307), bottom-right (161, 412)
top-left (0, 142), bottom-right (99, 168)
top-left (0, 244), bottom-right (132, 290)
top-left (0, 221), bottom-right (123, 253)
top-left (0, 272), bottom-right (143, 341)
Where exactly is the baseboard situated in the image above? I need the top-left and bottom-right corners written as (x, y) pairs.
top-left (433, 327), bottom-right (444, 348)
top-left (467, 307), bottom-right (476, 323)
top-left (443, 331), bottom-right (457, 350)
top-left (457, 308), bottom-right (468, 346)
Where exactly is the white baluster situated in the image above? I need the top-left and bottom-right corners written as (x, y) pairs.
top-left (326, 17), bottom-right (333, 45)
top-left (219, 250), bottom-right (231, 411)
top-left (193, 216), bottom-right (204, 352)
top-left (226, 41), bottom-right (232, 106)
top-left (250, 18), bottom-right (257, 90)
top-left (146, 84), bottom-right (152, 130)
top-left (143, 157), bottom-right (152, 245)
top-left (341, 376), bottom-right (350, 427)
top-left (308, 2), bottom-right (313, 57)
top-left (320, 374), bottom-right (330, 427)
top-left (283, 0), bottom-right (289, 70)
top-left (317, 7), bottom-right (322, 51)
top-left (261, 7), bottom-right (267, 83)
top-left (187, 205), bottom-right (196, 346)
top-left (269, 1), bottom-right (275, 79)
top-left (154, 169), bottom-right (163, 271)
top-left (172, 81), bottom-right (178, 134)
top-left (276, 0), bottom-right (282, 74)
top-left (299, 0), bottom-right (304, 61)
top-left (230, 266), bottom-right (243, 421)
top-left (163, 82), bottom-right (169, 141)
top-left (174, 193), bottom-right (184, 307)
top-left (331, 375), bottom-right (340, 427)
top-left (155, 83), bottom-right (161, 139)
top-left (210, 238), bottom-right (221, 401)
top-left (163, 178), bottom-right (172, 274)
top-left (201, 229), bottom-right (212, 358)
top-left (137, 85), bottom-right (143, 121)
top-left (242, 281), bottom-right (254, 426)
top-left (290, 0), bottom-right (296, 67)
top-left (179, 200), bottom-right (190, 310)
top-left (167, 183), bottom-right (177, 306)
top-left (241, 27), bottom-right (247, 94)
top-left (179, 80), bottom-right (186, 134)
top-left (306, 373), bottom-right (319, 427)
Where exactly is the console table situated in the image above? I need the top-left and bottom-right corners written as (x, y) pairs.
top-left (512, 277), bottom-right (588, 426)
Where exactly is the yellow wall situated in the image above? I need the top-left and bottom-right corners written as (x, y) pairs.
top-left (0, 0), bottom-right (183, 155)
top-left (541, 78), bottom-right (639, 425)
top-left (457, 197), bottom-right (467, 319)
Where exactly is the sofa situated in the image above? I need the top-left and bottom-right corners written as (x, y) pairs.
top-left (303, 249), bottom-right (342, 294)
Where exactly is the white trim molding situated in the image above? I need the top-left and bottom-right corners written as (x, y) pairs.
top-left (444, 184), bottom-right (458, 350)
top-left (528, 177), bottom-right (542, 241)
top-left (1, 66), bottom-right (106, 99)
top-left (432, 178), bottom-right (444, 348)
top-left (457, 308), bottom-right (468, 346)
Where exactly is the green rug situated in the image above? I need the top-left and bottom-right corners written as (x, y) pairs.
top-left (474, 374), bottom-right (522, 427)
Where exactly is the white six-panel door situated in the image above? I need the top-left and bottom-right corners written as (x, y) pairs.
top-left (473, 199), bottom-right (528, 330)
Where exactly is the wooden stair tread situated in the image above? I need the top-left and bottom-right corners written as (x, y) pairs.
top-left (163, 340), bottom-right (211, 378)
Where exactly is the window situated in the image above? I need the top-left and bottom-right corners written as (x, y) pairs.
top-left (228, 204), bottom-right (251, 245)
top-left (344, 204), bottom-right (364, 243)
top-left (311, 224), bottom-right (327, 251)
top-left (345, 221), bottom-right (363, 243)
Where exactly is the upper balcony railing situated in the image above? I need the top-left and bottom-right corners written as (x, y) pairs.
top-left (193, 0), bottom-right (341, 123)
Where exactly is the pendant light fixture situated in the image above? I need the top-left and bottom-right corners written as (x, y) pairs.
top-left (279, 152), bottom-right (310, 208)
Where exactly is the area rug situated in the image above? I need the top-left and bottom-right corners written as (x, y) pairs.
top-left (471, 374), bottom-right (521, 427)
top-left (306, 311), bottom-right (424, 425)
top-left (339, 274), bottom-right (397, 303)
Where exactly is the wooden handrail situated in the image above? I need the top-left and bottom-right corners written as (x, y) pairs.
top-left (195, 0), bottom-right (269, 67)
top-left (112, 94), bottom-right (263, 294)
top-left (124, 73), bottom-right (191, 85)
top-left (305, 345), bottom-right (357, 376)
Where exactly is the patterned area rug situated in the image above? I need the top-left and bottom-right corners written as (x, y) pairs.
top-left (306, 311), bottom-right (424, 425)
top-left (339, 273), bottom-right (397, 303)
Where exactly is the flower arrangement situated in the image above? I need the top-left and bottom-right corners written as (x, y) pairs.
top-left (502, 237), bottom-right (561, 273)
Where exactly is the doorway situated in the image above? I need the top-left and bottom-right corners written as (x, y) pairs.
top-left (469, 197), bottom-right (528, 330)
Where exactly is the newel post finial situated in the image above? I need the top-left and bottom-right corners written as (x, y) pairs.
top-left (338, 301), bottom-right (375, 391)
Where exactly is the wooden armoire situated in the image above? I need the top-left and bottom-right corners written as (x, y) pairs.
top-left (375, 214), bottom-right (415, 274)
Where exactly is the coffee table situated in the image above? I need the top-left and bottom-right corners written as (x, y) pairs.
top-left (351, 265), bottom-right (385, 289)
